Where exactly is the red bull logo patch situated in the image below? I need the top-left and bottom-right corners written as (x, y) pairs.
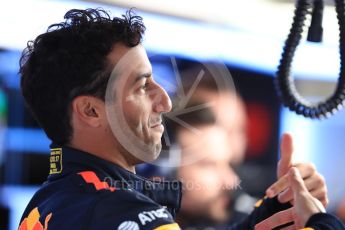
top-left (19, 207), bottom-right (52, 230)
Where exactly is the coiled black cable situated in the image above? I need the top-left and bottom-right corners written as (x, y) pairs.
top-left (276, 0), bottom-right (345, 119)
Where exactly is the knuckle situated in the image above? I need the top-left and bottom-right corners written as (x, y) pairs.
top-left (321, 188), bottom-right (327, 196)
top-left (320, 174), bottom-right (326, 183)
top-left (307, 163), bottom-right (316, 172)
top-left (321, 187), bottom-right (326, 196)
top-left (317, 174), bottom-right (326, 186)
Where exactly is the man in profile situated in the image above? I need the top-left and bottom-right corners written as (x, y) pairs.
top-left (18, 8), bottom-right (344, 230)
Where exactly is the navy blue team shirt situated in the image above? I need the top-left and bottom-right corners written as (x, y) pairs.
top-left (19, 145), bottom-right (345, 230)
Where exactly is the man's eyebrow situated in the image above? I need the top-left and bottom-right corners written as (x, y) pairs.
top-left (134, 72), bottom-right (152, 83)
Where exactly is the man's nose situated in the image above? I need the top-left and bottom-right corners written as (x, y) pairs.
top-left (152, 83), bottom-right (172, 113)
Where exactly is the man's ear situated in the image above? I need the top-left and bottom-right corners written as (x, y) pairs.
top-left (71, 96), bottom-right (105, 128)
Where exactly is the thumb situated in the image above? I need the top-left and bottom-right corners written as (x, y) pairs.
top-left (278, 133), bottom-right (294, 178)
top-left (288, 167), bottom-right (326, 228)
top-left (289, 167), bottom-right (307, 195)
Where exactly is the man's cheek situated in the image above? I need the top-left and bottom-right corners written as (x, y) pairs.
top-left (125, 100), bottom-right (148, 118)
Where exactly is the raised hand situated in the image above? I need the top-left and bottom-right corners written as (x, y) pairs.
top-left (255, 167), bottom-right (325, 230)
top-left (266, 133), bottom-right (328, 207)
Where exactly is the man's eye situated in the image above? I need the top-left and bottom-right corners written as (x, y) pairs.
top-left (140, 83), bottom-right (149, 90)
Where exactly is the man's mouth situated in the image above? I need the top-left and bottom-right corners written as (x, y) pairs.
top-left (150, 118), bottom-right (164, 132)
top-left (149, 117), bottom-right (162, 128)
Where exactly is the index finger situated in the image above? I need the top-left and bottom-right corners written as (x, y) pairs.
top-left (267, 163), bottom-right (315, 198)
top-left (266, 173), bottom-right (289, 198)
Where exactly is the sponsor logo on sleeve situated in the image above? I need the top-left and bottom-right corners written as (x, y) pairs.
top-left (138, 208), bottom-right (169, 225)
top-left (117, 221), bottom-right (140, 230)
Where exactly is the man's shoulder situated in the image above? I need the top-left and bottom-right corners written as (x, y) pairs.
top-left (41, 170), bottom-right (162, 206)
top-left (20, 170), bottom-right (180, 230)
top-left (89, 190), bottom-right (177, 230)
top-left (74, 170), bottom-right (178, 229)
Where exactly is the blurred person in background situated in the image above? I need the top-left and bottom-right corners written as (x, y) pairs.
top-left (158, 65), bottom-right (332, 229)
top-left (169, 105), bottom-right (246, 229)
top-left (167, 102), bottom-right (331, 229)
top-left (179, 66), bottom-right (259, 217)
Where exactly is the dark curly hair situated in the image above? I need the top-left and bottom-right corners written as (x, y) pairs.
top-left (19, 8), bottom-right (145, 145)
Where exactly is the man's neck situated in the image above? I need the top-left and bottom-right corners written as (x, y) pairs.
top-left (68, 140), bottom-right (136, 173)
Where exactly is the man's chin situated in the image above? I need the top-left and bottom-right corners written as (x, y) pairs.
top-left (208, 196), bottom-right (232, 222)
top-left (209, 209), bottom-right (231, 223)
top-left (135, 143), bottom-right (162, 163)
top-left (151, 143), bottom-right (162, 160)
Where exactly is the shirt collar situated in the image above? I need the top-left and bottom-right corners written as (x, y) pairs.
top-left (47, 144), bottom-right (182, 217)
